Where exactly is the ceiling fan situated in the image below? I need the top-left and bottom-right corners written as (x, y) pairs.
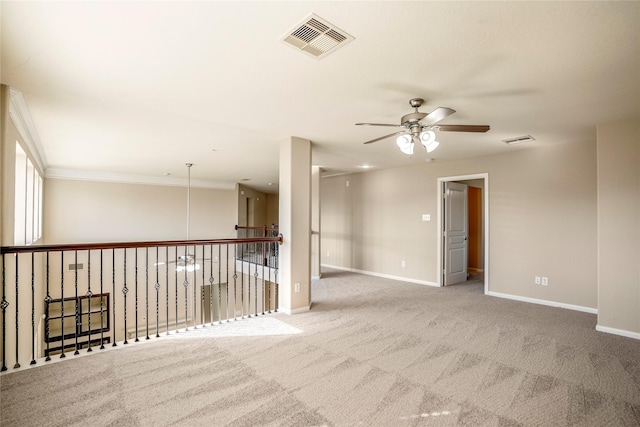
top-left (356, 98), bottom-right (490, 155)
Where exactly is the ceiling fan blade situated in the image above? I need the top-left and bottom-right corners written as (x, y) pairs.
top-left (421, 107), bottom-right (456, 125)
top-left (356, 122), bottom-right (404, 128)
top-left (437, 124), bottom-right (490, 133)
top-left (363, 130), bottom-right (408, 144)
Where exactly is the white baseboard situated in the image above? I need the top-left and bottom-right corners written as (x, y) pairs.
top-left (486, 291), bottom-right (597, 314)
top-left (279, 305), bottom-right (311, 315)
top-left (321, 264), bottom-right (439, 287)
top-left (595, 325), bottom-right (640, 340)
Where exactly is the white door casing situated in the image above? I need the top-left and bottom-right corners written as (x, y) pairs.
top-left (444, 182), bottom-right (468, 286)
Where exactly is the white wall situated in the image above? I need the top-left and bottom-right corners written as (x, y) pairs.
top-left (321, 139), bottom-right (598, 310)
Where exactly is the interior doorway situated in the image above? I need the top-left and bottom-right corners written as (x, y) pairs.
top-left (437, 173), bottom-right (489, 294)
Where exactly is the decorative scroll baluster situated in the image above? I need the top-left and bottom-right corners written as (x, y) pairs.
top-left (30, 252), bottom-right (36, 365)
top-left (183, 246), bottom-right (189, 331)
top-left (154, 246), bottom-right (160, 338)
top-left (123, 248), bottom-right (129, 345)
top-left (274, 267), bottom-right (279, 313)
top-left (1, 254), bottom-right (7, 371)
top-left (173, 246), bottom-right (178, 333)
top-left (44, 253), bottom-right (52, 360)
top-left (209, 245), bottom-right (214, 325)
top-left (200, 244), bottom-right (205, 326)
top-left (174, 246), bottom-right (178, 333)
top-left (134, 248), bottom-right (139, 342)
top-left (233, 246), bottom-right (238, 321)
top-left (254, 264), bottom-right (259, 317)
top-left (86, 250), bottom-right (93, 353)
top-left (267, 244), bottom-right (272, 313)
top-left (100, 250), bottom-right (105, 350)
top-left (73, 250), bottom-right (80, 355)
top-left (192, 245), bottom-right (197, 329)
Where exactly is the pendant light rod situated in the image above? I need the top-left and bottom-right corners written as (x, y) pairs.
top-left (186, 163), bottom-right (192, 240)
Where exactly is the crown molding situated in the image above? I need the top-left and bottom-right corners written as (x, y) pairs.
top-left (45, 168), bottom-right (236, 190)
top-left (9, 87), bottom-right (48, 173)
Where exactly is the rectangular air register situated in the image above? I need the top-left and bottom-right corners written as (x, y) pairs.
top-left (281, 13), bottom-right (354, 59)
top-left (503, 135), bottom-right (536, 145)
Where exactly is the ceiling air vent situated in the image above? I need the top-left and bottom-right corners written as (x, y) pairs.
top-left (281, 14), bottom-right (354, 59)
top-left (502, 135), bottom-right (536, 145)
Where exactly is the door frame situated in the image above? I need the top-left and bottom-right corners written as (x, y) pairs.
top-left (437, 173), bottom-right (489, 294)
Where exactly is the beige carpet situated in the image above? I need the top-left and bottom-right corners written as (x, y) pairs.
top-left (1, 269), bottom-right (639, 426)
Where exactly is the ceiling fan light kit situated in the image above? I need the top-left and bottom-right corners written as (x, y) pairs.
top-left (358, 98), bottom-right (490, 157)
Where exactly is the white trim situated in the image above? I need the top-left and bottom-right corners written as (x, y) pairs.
top-left (322, 264), bottom-right (439, 287)
top-left (487, 291), bottom-right (597, 314)
top-left (279, 305), bottom-right (311, 315)
top-left (595, 325), bottom-right (640, 340)
top-left (437, 173), bottom-right (490, 294)
top-left (9, 87), bottom-right (48, 173)
top-left (46, 168), bottom-right (236, 190)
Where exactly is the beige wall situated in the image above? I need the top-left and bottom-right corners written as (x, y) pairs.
top-left (321, 139), bottom-right (598, 310)
top-left (44, 179), bottom-right (237, 244)
top-left (597, 117), bottom-right (640, 335)
top-left (265, 194), bottom-right (279, 227)
top-left (237, 184), bottom-right (268, 228)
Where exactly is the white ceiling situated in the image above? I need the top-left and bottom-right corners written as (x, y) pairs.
top-left (2, 1), bottom-right (639, 193)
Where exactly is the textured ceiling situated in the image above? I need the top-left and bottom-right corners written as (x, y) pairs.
top-left (2, 1), bottom-right (638, 192)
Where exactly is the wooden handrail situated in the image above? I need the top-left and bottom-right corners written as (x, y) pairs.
top-left (234, 225), bottom-right (278, 231)
top-left (0, 235), bottom-right (283, 255)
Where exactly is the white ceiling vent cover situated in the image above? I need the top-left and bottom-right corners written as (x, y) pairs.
top-left (281, 14), bottom-right (354, 59)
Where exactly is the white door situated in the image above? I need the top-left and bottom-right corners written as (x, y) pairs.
top-left (444, 182), bottom-right (468, 286)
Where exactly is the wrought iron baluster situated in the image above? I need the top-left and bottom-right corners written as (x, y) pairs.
top-left (134, 248), bottom-right (139, 342)
top-left (123, 248), bottom-right (129, 345)
top-left (183, 246), bottom-right (189, 331)
top-left (73, 250), bottom-right (80, 355)
top-left (100, 250), bottom-right (105, 350)
top-left (274, 267), bottom-right (279, 313)
top-left (30, 252), bottom-right (36, 364)
top-left (233, 245), bottom-right (237, 321)
top-left (145, 247), bottom-right (150, 340)
top-left (86, 250), bottom-right (93, 353)
top-left (165, 246), bottom-right (169, 336)
top-left (60, 252), bottom-right (65, 358)
top-left (254, 263), bottom-right (259, 317)
top-left (224, 245), bottom-right (228, 322)
top-left (14, 253), bottom-right (20, 368)
top-left (112, 249), bottom-right (117, 347)
top-left (261, 243), bottom-right (266, 315)
top-left (174, 246), bottom-right (178, 333)
top-left (209, 245), bottom-right (214, 325)
top-left (200, 244), bottom-right (205, 327)
top-left (1, 254), bottom-right (7, 371)
top-left (44, 253), bottom-right (52, 360)
top-left (192, 245), bottom-right (197, 329)
top-left (154, 246), bottom-right (160, 338)
top-left (241, 250), bottom-right (245, 318)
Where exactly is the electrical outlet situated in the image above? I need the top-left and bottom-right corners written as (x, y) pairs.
top-left (401, 260), bottom-right (406, 268)
top-left (327, 250), bottom-right (330, 257)
top-left (541, 277), bottom-right (549, 286)
top-left (422, 214), bottom-right (431, 221)
top-left (295, 283), bottom-right (301, 292)
top-left (535, 276), bottom-right (541, 285)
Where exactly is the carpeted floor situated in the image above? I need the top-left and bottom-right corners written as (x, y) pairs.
top-left (1, 269), bottom-right (639, 426)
